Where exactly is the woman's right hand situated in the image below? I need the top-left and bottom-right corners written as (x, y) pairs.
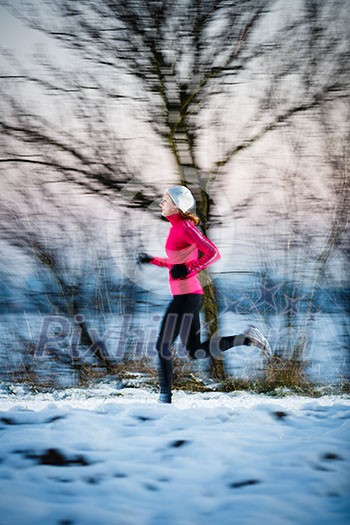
top-left (137, 252), bottom-right (153, 264)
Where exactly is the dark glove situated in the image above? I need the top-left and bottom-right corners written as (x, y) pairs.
top-left (170, 263), bottom-right (190, 279)
top-left (137, 252), bottom-right (153, 264)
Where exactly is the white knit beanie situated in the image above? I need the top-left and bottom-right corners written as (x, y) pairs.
top-left (167, 186), bottom-right (195, 212)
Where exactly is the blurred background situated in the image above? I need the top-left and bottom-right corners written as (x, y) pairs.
top-left (0, 0), bottom-right (349, 390)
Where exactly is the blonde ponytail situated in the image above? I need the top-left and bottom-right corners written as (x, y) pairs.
top-left (179, 210), bottom-right (200, 225)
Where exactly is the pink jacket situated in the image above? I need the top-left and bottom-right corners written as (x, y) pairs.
top-left (150, 213), bottom-right (221, 295)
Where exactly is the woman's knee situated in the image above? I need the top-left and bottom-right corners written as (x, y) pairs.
top-left (156, 338), bottom-right (172, 360)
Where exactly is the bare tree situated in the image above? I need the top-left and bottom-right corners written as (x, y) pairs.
top-left (0, 0), bottom-right (349, 380)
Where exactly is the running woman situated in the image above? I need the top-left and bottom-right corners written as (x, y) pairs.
top-left (138, 186), bottom-right (271, 403)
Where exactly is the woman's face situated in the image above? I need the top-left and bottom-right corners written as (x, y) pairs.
top-left (160, 193), bottom-right (178, 217)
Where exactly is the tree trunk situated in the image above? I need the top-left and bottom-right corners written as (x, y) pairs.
top-left (202, 279), bottom-right (226, 380)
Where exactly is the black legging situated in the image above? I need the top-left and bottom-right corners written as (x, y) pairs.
top-left (156, 293), bottom-right (250, 395)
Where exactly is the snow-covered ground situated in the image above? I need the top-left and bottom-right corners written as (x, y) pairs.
top-left (0, 385), bottom-right (349, 525)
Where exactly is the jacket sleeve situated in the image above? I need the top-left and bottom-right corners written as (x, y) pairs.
top-left (182, 221), bottom-right (221, 273)
top-left (149, 256), bottom-right (170, 268)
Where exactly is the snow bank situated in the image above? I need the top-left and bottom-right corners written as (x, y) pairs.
top-left (0, 386), bottom-right (349, 525)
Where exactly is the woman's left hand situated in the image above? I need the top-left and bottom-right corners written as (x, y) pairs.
top-left (170, 264), bottom-right (190, 279)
